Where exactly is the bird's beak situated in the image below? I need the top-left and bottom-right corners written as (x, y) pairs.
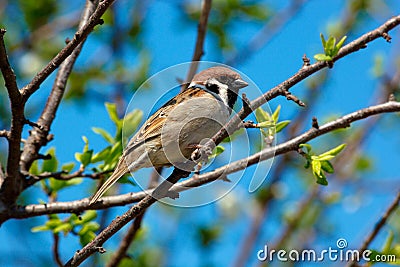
top-left (234, 78), bottom-right (248, 89)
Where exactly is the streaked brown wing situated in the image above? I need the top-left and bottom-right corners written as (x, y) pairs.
top-left (124, 87), bottom-right (206, 153)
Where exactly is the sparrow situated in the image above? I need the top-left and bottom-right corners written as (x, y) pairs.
top-left (89, 66), bottom-right (248, 204)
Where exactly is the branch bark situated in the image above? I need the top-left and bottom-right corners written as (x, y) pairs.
top-left (348, 190), bottom-right (400, 267)
top-left (0, 28), bottom-right (24, 206)
top-left (20, 0), bottom-right (100, 173)
top-left (184, 0), bottom-right (212, 86)
top-left (64, 168), bottom-right (190, 267)
top-left (20, 0), bottom-right (115, 102)
top-left (106, 168), bottom-right (161, 267)
top-left (205, 15), bottom-right (400, 152)
top-left (6, 100), bottom-right (400, 220)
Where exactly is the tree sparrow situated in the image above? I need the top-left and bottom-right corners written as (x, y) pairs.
top-left (90, 66), bottom-right (248, 204)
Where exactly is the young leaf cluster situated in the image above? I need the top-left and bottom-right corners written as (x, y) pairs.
top-left (32, 210), bottom-right (99, 246)
top-left (300, 143), bottom-right (346, 185)
top-left (314, 34), bottom-right (347, 62)
top-left (255, 105), bottom-right (291, 143)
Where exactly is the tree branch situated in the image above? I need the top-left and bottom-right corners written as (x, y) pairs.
top-left (5, 100), bottom-right (400, 220)
top-left (106, 169), bottom-right (161, 267)
top-left (64, 168), bottom-right (190, 267)
top-left (0, 28), bottom-right (25, 206)
top-left (184, 0), bottom-right (212, 86)
top-left (0, 130), bottom-right (10, 139)
top-left (53, 233), bottom-right (64, 267)
top-left (20, 0), bottom-right (115, 102)
top-left (348, 190), bottom-right (400, 267)
top-left (226, 0), bottom-right (307, 66)
top-left (20, 0), bottom-right (100, 173)
top-left (198, 15), bottom-right (400, 160)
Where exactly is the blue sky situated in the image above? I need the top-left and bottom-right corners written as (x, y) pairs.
top-left (1, 1), bottom-right (400, 266)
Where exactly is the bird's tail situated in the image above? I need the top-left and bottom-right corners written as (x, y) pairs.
top-left (89, 159), bottom-right (128, 205)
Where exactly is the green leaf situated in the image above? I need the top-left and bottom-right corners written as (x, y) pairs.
top-left (299, 143), bottom-right (312, 153)
top-left (91, 146), bottom-right (111, 163)
top-left (319, 144), bottom-right (346, 157)
top-left (326, 36), bottom-right (336, 55)
top-left (275, 120), bottom-right (291, 133)
top-left (103, 141), bottom-right (122, 169)
top-left (382, 231), bottom-right (394, 254)
top-left (46, 217), bottom-right (62, 229)
top-left (333, 35), bottom-right (347, 55)
top-left (31, 225), bottom-right (50, 232)
top-left (75, 150), bottom-right (93, 167)
top-left (82, 136), bottom-right (89, 152)
top-left (105, 102), bottom-right (120, 125)
top-left (312, 154), bottom-right (335, 161)
top-left (255, 107), bottom-right (270, 123)
top-left (78, 210), bottom-right (97, 224)
top-left (257, 121), bottom-right (274, 128)
top-left (53, 223), bottom-right (72, 234)
top-left (320, 33), bottom-right (327, 51)
top-left (314, 54), bottom-right (332, 61)
top-left (209, 145), bottom-right (225, 159)
top-left (92, 127), bottom-right (114, 144)
top-left (79, 231), bottom-right (96, 246)
top-left (42, 147), bottom-right (58, 173)
top-left (311, 160), bottom-right (322, 177)
top-left (78, 222), bottom-right (100, 235)
top-left (62, 162), bottom-right (75, 173)
top-left (64, 178), bottom-right (82, 187)
top-left (321, 160), bottom-right (334, 173)
top-left (29, 160), bottom-right (39, 175)
top-left (49, 178), bottom-right (66, 192)
top-left (316, 176), bottom-right (328, 186)
top-left (240, 4), bottom-right (269, 20)
top-left (271, 105), bottom-right (281, 123)
top-left (122, 109), bottom-right (143, 140)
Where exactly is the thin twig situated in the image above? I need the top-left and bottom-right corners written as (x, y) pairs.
top-left (0, 28), bottom-right (24, 205)
top-left (0, 130), bottom-right (9, 139)
top-left (5, 100), bottom-right (400, 221)
top-left (20, 0), bottom-right (101, 173)
top-left (52, 233), bottom-right (64, 267)
top-left (199, 15), bottom-right (400, 160)
top-left (3, 15), bottom-right (400, 223)
top-left (64, 168), bottom-right (190, 267)
top-left (184, 0), bottom-right (212, 88)
top-left (106, 168), bottom-right (161, 267)
top-left (348, 191), bottom-right (400, 267)
top-left (226, 0), bottom-right (307, 66)
top-left (232, 81), bottom-right (322, 267)
top-left (20, 0), bottom-right (115, 101)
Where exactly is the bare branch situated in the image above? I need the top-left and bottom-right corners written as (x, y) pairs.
top-left (106, 169), bottom-right (161, 267)
top-left (52, 233), bottom-right (64, 267)
top-left (20, 0), bottom-right (115, 102)
top-left (348, 191), bottom-right (400, 267)
top-left (0, 28), bottom-right (25, 206)
top-left (0, 29), bottom-right (20, 101)
top-left (20, 0), bottom-right (99, 172)
top-left (5, 100), bottom-right (400, 220)
top-left (0, 130), bottom-right (9, 139)
top-left (226, 0), bottom-right (307, 66)
top-left (64, 168), bottom-right (190, 267)
top-left (184, 0), bottom-right (212, 86)
top-left (216, 15), bottom-right (400, 148)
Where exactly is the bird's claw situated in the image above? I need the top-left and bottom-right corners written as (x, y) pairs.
top-left (190, 144), bottom-right (212, 163)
